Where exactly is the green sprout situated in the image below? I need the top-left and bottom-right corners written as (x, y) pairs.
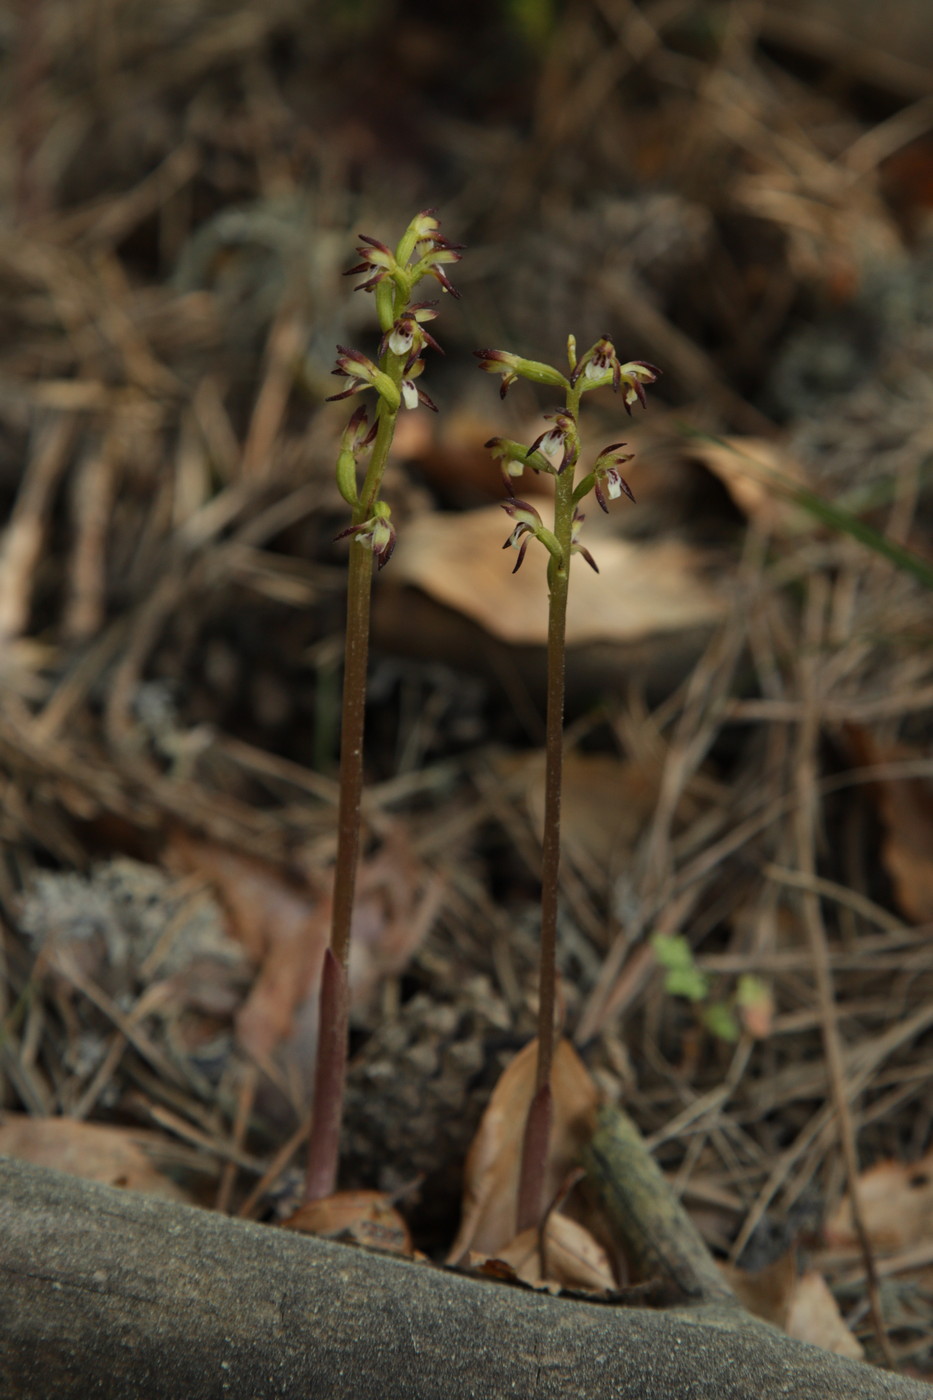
top-left (652, 934), bottom-right (772, 1044)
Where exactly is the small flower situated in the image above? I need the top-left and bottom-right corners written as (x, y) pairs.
top-left (618, 360), bottom-right (661, 412)
top-left (570, 510), bottom-right (598, 573)
top-left (398, 211), bottom-right (464, 297)
top-left (474, 349), bottom-right (570, 398)
top-left (485, 436), bottom-right (535, 490)
top-left (574, 336), bottom-right (622, 389)
top-left (335, 406), bottom-right (378, 506)
top-left (326, 346), bottom-right (401, 411)
top-left (335, 502), bottom-right (397, 570)
top-left (345, 235), bottom-right (397, 293)
top-left (340, 404), bottom-right (378, 456)
top-left (529, 410), bottom-right (579, 474)
top-left (379, 305), bottom-right (443, 367)
top-left (413, 236), bottom-right (463, 299)
top-left (592, 442), bottom-right (635, 512)
top-left (399, 357), bottom-right (438, 412)
top-left (572, 336), bottom-right (661, 413)
top-left (500, 498), bottom-right (544, 573)
top-left (475, 348), bottom-right (521, 398)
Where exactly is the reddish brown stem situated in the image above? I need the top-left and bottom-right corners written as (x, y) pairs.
top-left (328, 539), bottom-right (374, 968)
top-left (516, 429), bottom-right (576, 1233)
top-left (304, 949), bottom-right (351, 1201)
top-left (304, 535), bottom-right (374, 1201)
top-left (516, 1081), bottom-right (553, 1234)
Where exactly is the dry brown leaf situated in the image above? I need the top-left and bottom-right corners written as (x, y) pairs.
top-left (826, 1152), bottom-right (933, 1251)
top-left (394, 505), bottom-right (726, 647)
top-left (519, 750), bottom-right (700, 878)
top-left (282, 1189), bottom-right (412, 1255)
top-left (167, 829), bottom-right (437, 1076)
top-left (448, 1038), bottom-right (599, 1262)
top-left (346, 828), bottom-right (444, 1014)
top-left (842, 730), bottom-right (933, 924)
top-left (726, 1252), bottom-right (862, 1359)
top-left (494, 1212), bottom-right (617, 1293)
top-left (167, 831), bottom-right (330, 1065)
top-left (785, 1270), bottom-right (864, 1361)
top-left (723, 1250), bottom-right (799, 1328)
top-left (0, 1115), bottom-right (188, 1200)
top-left (687, 436), bottom-right (812, 534)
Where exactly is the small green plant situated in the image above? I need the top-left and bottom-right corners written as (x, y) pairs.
top-left (476, 336), bottom-right (659, 1231)
top-left (305, 211), bottom-right (461, 1202)
top-left (651, 933), bottom-right (772, 1044)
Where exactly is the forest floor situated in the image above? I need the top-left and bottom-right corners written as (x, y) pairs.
top-left (2, 0), bottom-right (933, 1378)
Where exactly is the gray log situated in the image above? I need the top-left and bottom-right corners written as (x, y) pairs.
top-left (1, 1155), bottom-right (930, 1400)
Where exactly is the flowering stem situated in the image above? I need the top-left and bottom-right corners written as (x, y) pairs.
top-left (480, 338), bottom-right (656, 1237)
top-left (516, 385), bottom-right (581, 1233)
top-left (305, 404), bottom-right (397, 1203)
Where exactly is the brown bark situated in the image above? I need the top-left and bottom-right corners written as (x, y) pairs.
top-left (1, 1155), bottom-right (931, 1400)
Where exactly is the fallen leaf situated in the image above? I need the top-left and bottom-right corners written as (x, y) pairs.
top-left (785, 1270), bottom-right (864, 1360)
top-left (448, 1038), bottom-right (599, 1262)
top-left (495, 1212), bottom-right (617, 1292)
top-left (394, 505), bottom-right (726, 647)
top-left (842, 729), bottom-right (933, 924)
top-left (687, 436), bottom-right (812, 534)
top-left (722, 1249), bottom-right (798, 1328)
top-left (282, 1188), bottom-right (412, 1255)
top-left (826, 1151), bottom-right (933, 1251)
top-left (167, 828), bottom-right (439, 1081)
top-left (520, 751), bottom-right (679, 878)
top-left (346, 827), bottom-right (444, 1014)
top-left (0, 1115), bottom-right (188, 1200)
top-left (167, 831), bottom-right (330, 1066)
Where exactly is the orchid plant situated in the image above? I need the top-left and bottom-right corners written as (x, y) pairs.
top-left (305, 211), bottom-right (461, 1203)
top-left (475, 336), bottom-right (659, 1232)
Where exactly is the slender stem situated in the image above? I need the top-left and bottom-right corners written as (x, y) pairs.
top-left (536, 506), bottom-right (571, 1093)
top-left (516, 387), bottom-right (580, 1232)
top-left (305, 405), bottom-right (396, 1201)
top-left (328, 539), bottom-right (374, 966)
top-left (331, 400), bottom-right (396, 964)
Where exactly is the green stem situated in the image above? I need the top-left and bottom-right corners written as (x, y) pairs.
top-left (305, 403), bottom-right (396, 1202)
top-left (516, 386), bottom-right (580, 1232)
